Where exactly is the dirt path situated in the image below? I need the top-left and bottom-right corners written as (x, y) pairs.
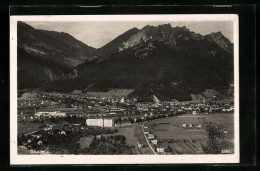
top-left (141, 125), bottom-right (157, 155)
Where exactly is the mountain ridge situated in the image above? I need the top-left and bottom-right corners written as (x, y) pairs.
top-left (18, 22), bottom-right (234, 101)
top-left (17, 21), bottom-right (100, 89)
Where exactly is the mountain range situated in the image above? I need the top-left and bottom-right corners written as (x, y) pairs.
top-left (17, 22), bottom-right (234, 101)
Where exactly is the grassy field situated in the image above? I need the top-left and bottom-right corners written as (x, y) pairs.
top-left (115, 124), bottom-right (154, 154)
top-left (146, 113), bottom-right (234, 154)
top-left (18, 122), bottom-right (42, 135)
top-left (18, 147), bottom-right (31, 154)
top-left (78, 136), bottom-right (93, 149)
top-left (86, 89), bottom-right (134, 98)
top-left (115, 126), bottom-right (139, 146)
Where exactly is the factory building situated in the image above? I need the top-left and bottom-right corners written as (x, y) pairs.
top-left (86, 118), bottom-right (114, 127)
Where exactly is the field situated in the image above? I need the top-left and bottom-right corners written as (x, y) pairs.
top-left (18, 122), bottom-right (42, 135)
top-left (17, 112), bottom-right (234, 154)
top-left (18, 147), bottom-right (31, 154)
top-left (18, 92), bottom-right (38, 99)
top-left (86, 89), bottom-right (134, 98)
top-left (78, 136), bottom-right (93, 149)
top-left (115, 124), bottom-right (154, 154)
top-left (146, 113), bottom-right (234, 154)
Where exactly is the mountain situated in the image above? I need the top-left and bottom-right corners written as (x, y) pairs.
top-left (17, 21), bottom-right (99, 89)
top-left (98, 27), bottom-right (140, 56)
top-left (205, 32), bottom-right (233, 53)
top-left (42, 23), bottom-right (234, 101)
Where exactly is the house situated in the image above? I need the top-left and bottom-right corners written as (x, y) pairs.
top-left (147, 134), bottom-right (155, 139)
top-left (197, 124), bottom-right (202, 128)
top-left (138, 142), bottom-right (143, 148)
top-left (151, 139), bottom-right (158, 144)
top-left (189, 123), bottom-right (193, 127)
top-left (36, 135), bottom-right (42, 139)
top-left (109, 112), bottom-right (117, 115)
top-left (192, 111), bottom-right (197, 115)
top-left (43, 127), bottom-right (52, 131)
top-left (157, 147), bottom-right (164, 153)
top-left (37, 141), bottom-right (43, 145)
top-left (182, 123), bottom-right (187, 127)
top-left (144, 131), bottom-right (149, 135)
top-left (59, 131), bottom-right (66, 135)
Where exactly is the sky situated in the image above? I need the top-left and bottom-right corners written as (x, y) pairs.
top-left (25, 21), bottom-right (233, 48)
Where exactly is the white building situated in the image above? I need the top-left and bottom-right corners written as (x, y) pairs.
top-left (86, 118), bottom-right (114, 127)
top-left (34, 111), bottom-right (66, 117)
top-left (153, 95), bottom-right (160, 104)
top-left (157, 147), bottom-right (164, 153)
top-left (148, 134), bottom-right (155, 139)
top-left (103, 118), bottom-right (114, 127)
top-left (151, 139), bottom-right (158, 144)
top-left (86, 118), bottom-right (104, 127)
top-left (120, 97), bottom-right (125, 103)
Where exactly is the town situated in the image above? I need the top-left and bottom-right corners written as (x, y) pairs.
top-left (17, 89), bottom-right (234, 155)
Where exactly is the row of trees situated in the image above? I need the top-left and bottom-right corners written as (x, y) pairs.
top-left (114, 111), bottom-right (186, 124)
top-left (201, 122), bottom-right (229, 154)
top-left (85, 135), bottom-right (134, 154)
top-left (18, 126), bottom-right (119, 154)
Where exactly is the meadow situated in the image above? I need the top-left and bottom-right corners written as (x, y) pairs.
top-left (146, 113), bottom-right (234, 154)
top-left (18, 122), bottom-right (42, 135)
top-left (115, 124), bottom-right (154, 154)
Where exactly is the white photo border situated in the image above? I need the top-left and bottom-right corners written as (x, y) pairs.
top-left (10, 14), bottom-right (239, 165)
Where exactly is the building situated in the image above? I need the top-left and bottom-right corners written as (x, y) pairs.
top-left (157, 147), bottom-right (164, 153)
top-left (144, 131), bottom-right (149, 135)
top-left (153, 95), bottom-right (160, 104)
top-left (34, 111), bottom-right (66, 117)
top-left (147, 134), bottom-right (155, 139)
top-left (86, 118), bottom-right (104, 127)
top-left (151, 139), bottom-right (158, 144)
top-left (86, 118), bottom-right (114, 127)
top-left (103, 118), bottom-right (114, 127)
top-left (120, 96), bottom-right (125, 103)
top-left (138, 142), bottom-right (144, 148)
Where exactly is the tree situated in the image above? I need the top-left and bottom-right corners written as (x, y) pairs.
top-left (201, 122), bottom-right (228, 154)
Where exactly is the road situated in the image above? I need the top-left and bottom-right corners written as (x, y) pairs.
top-left (141, 125), bottom-right (157, 155)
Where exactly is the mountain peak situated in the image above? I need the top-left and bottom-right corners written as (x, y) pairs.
top-left (17, 21), bottom-right (35, 30)
top-left (158, 23), bottom-right (172, 28)
top-left (181, 26), bottom-right (189, 31)
top-left (209, 31), bottom-right (224, 37)
top-left (174, 26), bottom-right (190, 32)
top-left (142, 25), bottom-right (155, 30)
top-left (206, 31), bottom-right (232, 53)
